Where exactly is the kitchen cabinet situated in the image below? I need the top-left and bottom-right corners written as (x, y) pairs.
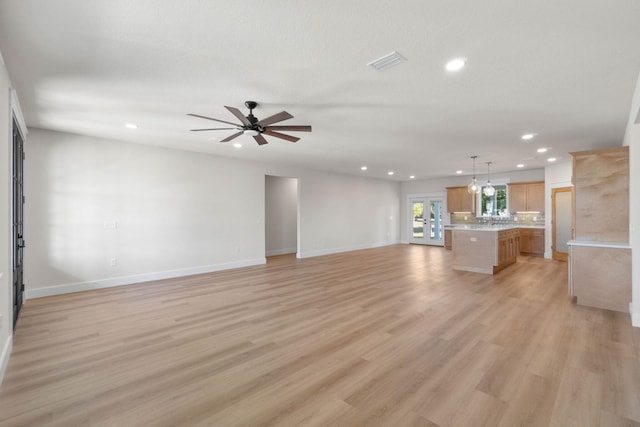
top-left (444, 229), bottom-right (452, 250)
top-left (572, 146), bottom-right (629, 242)
top-left (496, 229), bottom-right (519, 272)
top-left (451, 227), bottom-right (518, 274)
top-left (519, 228), bottom-right (544, 257)
top-left (568, 146), bottom-right (630, 313)
top-left (507, 181), bottom-right (545, 213)
top-left (446, 186), bottom-right (475, 213)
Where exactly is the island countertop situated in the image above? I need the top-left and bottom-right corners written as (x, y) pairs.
top-left (445, 224), bottom-right (544, 231)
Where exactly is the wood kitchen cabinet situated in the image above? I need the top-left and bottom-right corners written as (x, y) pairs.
top-left (519, 228), bottom-right (544, 257)
top-left (568, 146), bottom-right (630, 313)
top-left (507, 181), bottom-right (545, 213)
top-left (446, 186), bottom-right (475, 213)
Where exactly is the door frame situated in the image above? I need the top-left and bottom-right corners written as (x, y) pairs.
top-left (10, 89), bottom-right (28, 328)
top-left (551, 186), bottom-right (573, 262)
top-left (408, 192), bottom-right (446, 246)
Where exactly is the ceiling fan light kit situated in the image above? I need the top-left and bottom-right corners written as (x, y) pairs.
top-left (188, 101), bottom-right (311, 146)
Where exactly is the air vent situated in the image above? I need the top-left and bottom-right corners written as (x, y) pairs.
top-left (367, 51), bottom-right (407, 71)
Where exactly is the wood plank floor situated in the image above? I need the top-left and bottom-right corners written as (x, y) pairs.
top-left (1, 244), bottom-right (639, 426)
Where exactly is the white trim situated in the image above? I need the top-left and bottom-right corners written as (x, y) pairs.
top-left (0, 334), bottom-right (12, 387)
top-left (10, 88), bottom-right (27, 137)
top-left (25, 258), bottom-right (266, 299)
top-left (297, 241), bottom-right (398, 259)
top-left (266, 248), bottom-right (296, 256)
top-left (567, 240), bottom-right (631, 249)
top-left (631, 303), bottom-right (640, 328)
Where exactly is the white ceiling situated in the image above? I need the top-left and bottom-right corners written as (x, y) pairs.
top-left (1, 0), bottom-right (639, 181)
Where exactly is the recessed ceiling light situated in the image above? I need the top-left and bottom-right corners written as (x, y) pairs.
top-left (516, 164), bottom-right (525, 168)
top-left (521, 133), bottom-right (537, 140)
top-left (537, 148), bottom-right (548, 153)
top-left (409, 175), bottom-right (415, 179)
top-left (445, 57), bottom-right (466, 72)
top-left (388, 171), bottom-right (394, 176)
top-left (456, 170), bottom-right (463, 174)
top-left (547, 157), bottom-right (557, 162)
top-left (125, 123), bottom-right (137, 129)
top-left (233, 143), bottom-right (242, 148)
top-left (361, 166), bottom-right (368, 171)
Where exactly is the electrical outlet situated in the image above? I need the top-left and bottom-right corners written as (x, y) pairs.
top-left (109, 258), bottom-right (117, 266)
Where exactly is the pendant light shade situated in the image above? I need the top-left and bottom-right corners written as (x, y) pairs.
top-left (483, 161), bottom-right (495, 196)
top-left (467, 156), bottom-right (480, 194)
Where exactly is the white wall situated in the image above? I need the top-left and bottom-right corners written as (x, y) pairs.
top-left (24, 129), bottom-right (401, 297)
top-left (0, 51), bottom-right (13, 385)
top-left (265, 175), bottom-right (297, 256)
top-left (544, 161), bottom-right (573, 259)
top-left (623, 71), bottom-right (640, 327)
top-left (399, 169), bottom-right (545, 243)
top-left (296, 169), bottom-right (399, 257)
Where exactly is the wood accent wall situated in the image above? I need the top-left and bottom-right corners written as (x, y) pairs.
top-left (571, 146), bottom-right (629, 243)
top-left (570, 246), bottom-right (631, 313)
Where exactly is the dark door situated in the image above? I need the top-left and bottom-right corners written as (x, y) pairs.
top-left (12, 118), bottom-right (25, 329)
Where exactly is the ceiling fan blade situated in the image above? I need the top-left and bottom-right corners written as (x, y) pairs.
top-left (187, 113), bottom-right (240, 127)
top-left (264, 125), bottom-right (312, 132)
top-left (224, 106), bottom-right (251, 126)
top-left (220, 131), bottom-right (244, 142)
top-left (190, 127), bottom-right (237, 132)
top-left (256, 111), bottom-right (293, 127)
top-left (253, 134), bottom-right (269, 145)
top-left (262, 130), bottom-right (300, 142)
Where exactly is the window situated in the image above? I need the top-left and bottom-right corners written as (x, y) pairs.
top-left (480, 185), bottom-right (507, 216)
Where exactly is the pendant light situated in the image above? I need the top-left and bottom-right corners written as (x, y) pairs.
top-left (467, 156), bottom-right (479, 194)
top-left (483, 161), bottom-right (496, 196)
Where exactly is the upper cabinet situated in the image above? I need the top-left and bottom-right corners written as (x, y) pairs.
top-left (446, 186), bottom-right (475, 213)
top-left (571, 146), bottom-right (629, 242)
top-left (507, 181), bottom-right (544, 213)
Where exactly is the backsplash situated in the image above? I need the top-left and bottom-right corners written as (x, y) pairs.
top-left (450, 212), bottom-right (545, 227)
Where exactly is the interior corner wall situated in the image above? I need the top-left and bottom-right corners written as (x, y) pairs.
top-left (0, 54), bottom-right (13, 385)
top-left (23, 128), bottom-right (401, 297)
top-left (294, 170), bottom-right (400, 258)
top-left (265, 175), bottom-right (297, 256)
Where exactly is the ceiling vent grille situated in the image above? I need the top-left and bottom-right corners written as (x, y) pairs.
top-left (367, 51), bottom-right (407, 71)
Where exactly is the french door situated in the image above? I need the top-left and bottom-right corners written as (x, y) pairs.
top-left (409, 197), bottom-right (444, 246)
top-left (12, 118), bottom-right (25, 328)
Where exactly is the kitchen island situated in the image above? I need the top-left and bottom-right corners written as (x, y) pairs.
top-left (451, 225), bottom-right (520, 274)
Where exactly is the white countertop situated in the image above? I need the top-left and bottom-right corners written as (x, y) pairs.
top-left (446, 224), bottom-right (544, 232)
top-left (567, 240), bottom-right (631, 249)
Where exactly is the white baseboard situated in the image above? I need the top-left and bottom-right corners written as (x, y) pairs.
top-left (400, 240), bottom-right (409, 244)
top-left (266, 248), bottom-right (297, 257)
top-left (0, 334), bottom-right (12, 388)
top-left (297, 240), bottom-right (399, 259)
top-left (631, 303), bottom-right (640, 328)
top-left (25, 258), bottom-right (267, 299)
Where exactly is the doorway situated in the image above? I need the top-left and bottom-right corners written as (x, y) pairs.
top-left (12, 118), bottom-right (25, 329)
top-left (409, 197), bottom-right (444, 246)
top-left (265, 175), bottom-right (298, 258)
top-left (552, 187), bottom-right (573, 262)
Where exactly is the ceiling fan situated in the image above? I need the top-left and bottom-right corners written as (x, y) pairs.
top-left (188, 101), bottom-right (312, 145)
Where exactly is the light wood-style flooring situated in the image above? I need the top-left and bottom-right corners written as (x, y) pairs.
top-left (1, 245), bottom-right (639, 426)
